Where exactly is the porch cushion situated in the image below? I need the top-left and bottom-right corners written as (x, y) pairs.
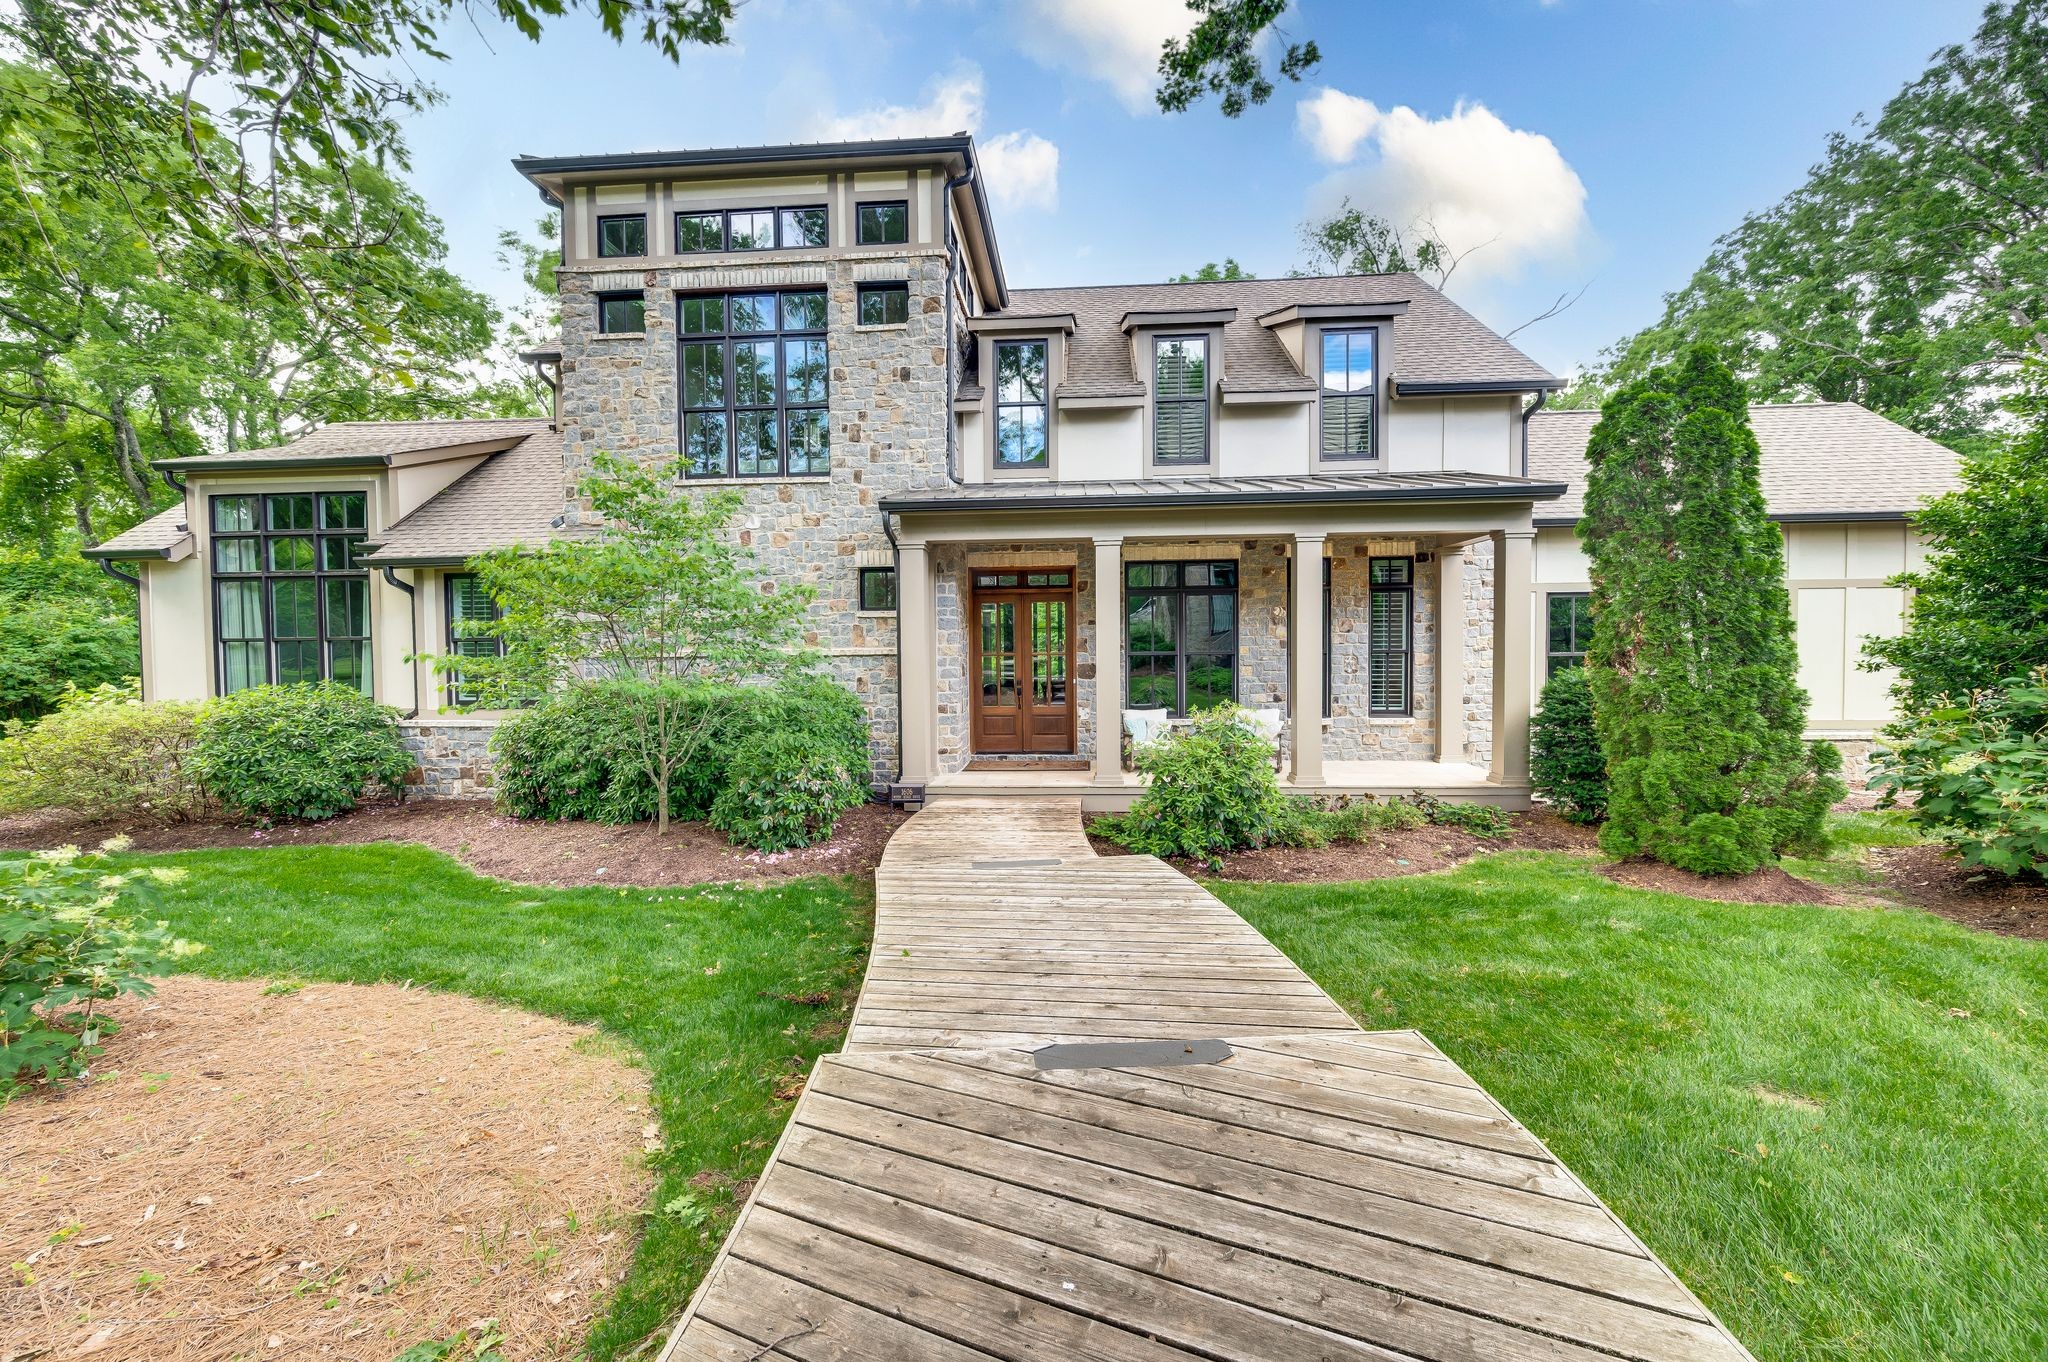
top-left (1123, 709), bottom-right (1172, 747)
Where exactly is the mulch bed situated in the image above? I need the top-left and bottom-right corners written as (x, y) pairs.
top-left (0, 977), bottom-right (651, 1362)
top-left (1085, 810), bottom-right (1601, 883)
top-left (1874, 843), bottom-right (2048, 940)
top-left (0, 798), bottom-right (910, 889)
top-left (1596, 858), bottom-right (1836, 905)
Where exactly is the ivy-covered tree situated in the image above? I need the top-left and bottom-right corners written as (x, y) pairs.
top-left (1581, 347), bottom-right (1843, 873)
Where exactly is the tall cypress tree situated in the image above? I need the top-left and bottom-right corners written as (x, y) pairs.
top-left (1581, 347), bottom-right (1843, 873)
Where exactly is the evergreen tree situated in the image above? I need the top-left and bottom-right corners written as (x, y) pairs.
top-left (1581, 347), bottom-right (1843, 873)
top-left (1529, 666), bottom-right (1608, 825)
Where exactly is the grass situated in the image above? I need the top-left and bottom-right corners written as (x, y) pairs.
top-left (120, 843), bottom-right (872, 1361)
top-left (1782, 809), bottom-right (1932, 892)
top-left (1214, 852), bottom-right (2048, 1362)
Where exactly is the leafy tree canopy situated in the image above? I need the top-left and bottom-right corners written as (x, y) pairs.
top-left (1157, 0), bottom-right (1318, 117)
top-left (1169, 259), bottom-right (1256, 283)
top-left (1296, 201), bottom-right (1464, 285)
top-left (0, 548), bottom-right (137, 722)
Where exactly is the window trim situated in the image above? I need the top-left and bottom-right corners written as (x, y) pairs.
top-left (673, 204), bottom-right (828, 254)
top-left (855, 199), bottom-right (910, 246)
top-left (1546, 591), bottom-right (1594, 677)
top-left (992, 337), bottom-right (1051, 474)
top-left (595, 212), bottom-right (648, 259)
top-left (1367, 555), bottom-right (1415, 717)
top-left (1149, 332), bottom-right (1213, 468)
top-left (596, 291), bottom-right (646, 335)
top-left (1317, 325), bottom-right (1382, 464)
top-left (444, 571), bottom-right (505, 708)
top-left (857, 282), bottom-right (911, 327)
top-left (208, 490), bottom-right (372, 697)
top-left (1124, 560), bottom-right (1240, 717)
top-left (676, 289), bottom-right (831, 481)
top-left (858, 566), bottom-right (898, 613)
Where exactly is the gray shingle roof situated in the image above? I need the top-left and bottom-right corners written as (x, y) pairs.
top-left (86, 505), bottom-right (191, 559)
top-left (1528, 402), bottom-right (1963, 524)
top-left (1001, 274), bottom-right (1556, 401)
top-left (158, 419), bottom-right (548, 471)
top-left (881, 469), bottom-right (1566, 514)
top-left (361, 425), bottom-right (571, 565)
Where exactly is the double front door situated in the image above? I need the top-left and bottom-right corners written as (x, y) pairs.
top-left (970, 569), bottom-right (1075, 754)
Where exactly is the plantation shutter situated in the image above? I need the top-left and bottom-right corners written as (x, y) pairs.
top-left (446, 574), bottom-right (501, 705)
top-left (1152, 337), bottom-right (1209, 465)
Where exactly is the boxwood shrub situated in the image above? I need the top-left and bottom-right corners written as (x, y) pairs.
top-left (193, 683), bottom-right (415, 820)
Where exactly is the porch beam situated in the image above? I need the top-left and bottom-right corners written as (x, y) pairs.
top-left (1091, 536), bottom-right (1124, 786)
top-left (1289, 532), bottom-right (1326, 788)
top-left (1437, 545), bottom-right (1465, 763)
top-left (1489, 529), bottom-right (1536, 785)
top-left (894, 502), bottom-right (1547, 546)
top-left (897, 542), bottom-right (936, 785)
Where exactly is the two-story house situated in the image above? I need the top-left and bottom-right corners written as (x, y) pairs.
top-left (89, 135), bottom-right (1960, 809)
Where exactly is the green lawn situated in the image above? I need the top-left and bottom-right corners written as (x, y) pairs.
top-left (127, 844), bottom-right (872, 1361)
top-left (1215, 853), bottom-right (2048, 1362)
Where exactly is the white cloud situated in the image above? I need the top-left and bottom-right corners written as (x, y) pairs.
top-left (814, 66), bottom-right (1060, 213)
top-left (1298, 91), bottom-right (1590, 284)
top-left (1013, 0), bottom-right (1197, 113)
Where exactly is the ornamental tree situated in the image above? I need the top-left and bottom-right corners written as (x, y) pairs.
top-left (1580, 347), bottom-right (1843, 873)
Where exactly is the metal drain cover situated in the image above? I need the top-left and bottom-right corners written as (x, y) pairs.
top-left (1033, 1038), bottom-right (1235, 1071)
top-left (970, 857), bottom-right (1064, 869)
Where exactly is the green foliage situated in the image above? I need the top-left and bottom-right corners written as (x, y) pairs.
top-left (192, 684), bottom-right (414, 821)
top-left (1283, 794), bottom-right (1430, 847)
top-left (709, 730), bottom-right (869, 852)
top-left (1871, 667), bottom-right (2048, 877)
top-left (394, 1321), bottom-right (505, 1362)
top-left (1297, 201), bottom-right (1460, 284)
top-left (1582, 348), bottom-right (1843, 873)
top-left (1092, 707), bottom-right (1291, 863)
top-left (1410, 794), bottom-right (1514, 839)
top-left (0, 838), bottom-right (199, 1096)
top-left (1168, 259), bottom-right (1256, 283)
top-left (1530, 666), bottom-right (1609, 824)
top-left (0, 683), bottom-right (204, 821)
top-left (0, 550), bottom-right (138, 723)
top-left (1157, 0), bottom-right (1319, 116)
top-left (1864, 389), bottom-right (2048, 706)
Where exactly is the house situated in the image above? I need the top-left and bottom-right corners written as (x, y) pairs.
top-left (87, 135), bottom-right (1960, 808)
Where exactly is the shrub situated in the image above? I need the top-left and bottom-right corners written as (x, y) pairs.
top-left (1530, 666), bottom-right (1608, 824)
top-left (0, 683), bottom-right (204, 821)
top-left (1282, 794), bottom-right (1429, 846)
top-left (193, 683), bottom-right (414, 820)
top-left (1871, 668), bottom-right (2048, 876)
top-left (709, 729), bottom-right (869, 851)
top-left (1093, 706), bottom-right (1291, 864)
top-left (1411, 792), bottom-right (1513, 838)
top-left (1, 838), bottom-right (202, 1096)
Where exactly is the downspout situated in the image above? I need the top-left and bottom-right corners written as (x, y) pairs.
top-left (379, 566), bottom-right (420, 719)
top-left (100, 559), bottom-right (144, 700)
top-left (1519, 388), bottom-right (1550, 477)
top-left (161, 467), bottom-right (186, 495)
top-left (942, 159), bottom-right (977, 487)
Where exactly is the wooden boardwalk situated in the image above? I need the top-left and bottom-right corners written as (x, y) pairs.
top-left (660, 798), bottom-right (1755, 1362)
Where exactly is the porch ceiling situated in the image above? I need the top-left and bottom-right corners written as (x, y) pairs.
top-left (879, 470), bottom-right (1566, 515)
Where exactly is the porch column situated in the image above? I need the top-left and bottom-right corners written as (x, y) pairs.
top-left (1289, 532), bottom-right (1326, 788)
top-left (1489, 528), bottom-right (1536, 784)
top-left (1091, 535), bottom-right (1124, 786)
top-left (1436, 546), bottom-right (1466, 764)
top-left (897, 542), bottom-right (936, 785)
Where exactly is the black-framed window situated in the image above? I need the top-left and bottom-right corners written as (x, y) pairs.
top-left (674, 205), bottom-right (827, 254)
top-left (856, 201), bottom-right (908, 245)
top-left (445, 572), bottom-right (504, 707)
top-left (1152, 334), bottom-right (1210, 466)
top-left (1126, 561), bottom-right (1238, 715)
top-left (597, 292), bottom-right (645, 334)
top-left (1368, 556), bottom-right (1414, 715)
top-left (597, 214), bottom-right (647, 259)
top-left (210, 491), bottom-right (369, 696)
top-left (859, 566), bottom-right (898, 612)
top-left (1547, 592), bottom-right (1594, 676)
top-left (679, 290), bottom-right (829, 479)
top-left (1320, 328), bottom-right (1378, 460)
top-left (994, 339), bottom-right (1049, 469)
top-left (859, 283), bottom-right (909, 326)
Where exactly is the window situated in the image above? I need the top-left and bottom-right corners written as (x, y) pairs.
top-left (445, 573), bottom-right (504, 707)
top-left (1320, 328), bottom-right (1377, 460)
top-left (1152, 335), bottom-right (1210, 466)
top-left (1547, 592), bottom-right (1594, 676)
top-left (678, 290), bottom-right (830, 479)
top-left (856, 200), bottom-right (908, 245)
top-left (596, 214), bottom-right (647, 258)
top-left (858, 283), bottom-right (909, 327)
top-left (994, 339), bottom-right (1049, 470)
top-left (859, 566), bottom-right (898, 612)
top-left (597, 293), bottom-right (645, 334)
top-left (673, 206), bottom-right (828, 253)
top-left (1367, 557), bottom-right (1414, 716)
top-left (1125, 561), bottom-right (1238, 715)
top-left (210, 491), bottom-right (370, 695)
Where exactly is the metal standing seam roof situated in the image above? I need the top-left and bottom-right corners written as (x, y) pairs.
top-left (153, 419), bottom-right (552, 471)
top-left (881, 470), bottom-right (1567, 514)
top-left (85, 505), bottom-right (192, 560)
top-left (360, 425), bottom-right (573, 566)
top-left (1528, 402), bottom-right (1964, 524)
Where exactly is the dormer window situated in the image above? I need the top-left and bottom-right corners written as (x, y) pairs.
top-left (1319, 328), bottom-right (1378, 460)
top-left (994, 339), bottom-right (1049, 470)
top-left (857, 201), bottom-right (909, 246)
top-left (1152, 335), bottom-right (1210, 467)
top-left (597, 214), bottom-right (647, 259)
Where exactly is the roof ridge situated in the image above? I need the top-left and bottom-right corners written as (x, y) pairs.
top-left (1010, 270), bottom-right (1419, 295)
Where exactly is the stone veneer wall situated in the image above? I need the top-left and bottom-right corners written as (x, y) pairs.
top-left (400, 719), bottom-right (497, 798)
top-left (1326, 542), bottom-right (1440, 761)
top-left (933, 542), bottom-right (1098, 774)
top-left (1461, 538), bottom-right (1498, 769)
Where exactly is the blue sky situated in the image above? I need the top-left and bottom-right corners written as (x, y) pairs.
top-left (405, 0), bottom-right (1981, 376)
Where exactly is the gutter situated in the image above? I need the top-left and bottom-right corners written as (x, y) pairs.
top-left (379, 567), bottom-right (420, 719)
top-left (1393, 378), bottom-right (1564, 398)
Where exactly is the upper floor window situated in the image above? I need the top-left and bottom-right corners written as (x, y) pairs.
top-left (994, 339), bottom-right (1049, 470)
top-left (597, 292), bottom-right (645, 334)
top-left (1547, 592), bottom-right (1594, 676)
top-left (675, 205), bottom-right (827, 253)
top-left (210, 491), bottom-right (370, 696)
top-left (1320, 328), bottom-right (1377, 460)
top-left (597, 213), bottom-right (647, 259)
top-left (445, 572), bottom-right (505, 707)
top-left (679, 290), bottom-right (829, 480)
top-left (1152, 335), bottom-right (1210, 467)
top-left (856, 201), bottom-right (908, 245)
top-left (858, 283), bottom-right (909, 326)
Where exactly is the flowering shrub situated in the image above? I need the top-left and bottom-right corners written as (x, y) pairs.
top-left (1871, 667), bottom-right (2048, 876)
top-left (1, 838), bottom-right (201, 1096)
top-left (0, 683), bottom-right (205, 821)
top-left (708, 729), bottom-right (869, 851)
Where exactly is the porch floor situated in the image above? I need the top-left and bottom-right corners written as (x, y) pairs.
top-left (923, 759), bottom-right (1528, 811)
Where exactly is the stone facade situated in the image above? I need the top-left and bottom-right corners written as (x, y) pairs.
top-left (400, 719), bottom-right (497, 798)
top-left (1461, 538), bottom-right (1498, 769)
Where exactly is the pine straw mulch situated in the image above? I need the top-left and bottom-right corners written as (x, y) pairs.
top-left (0, 798), bottom-right (910, 889)
top-left (0, 977), bottom-right (653, 1362)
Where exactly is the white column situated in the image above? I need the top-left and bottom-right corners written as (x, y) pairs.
top-left (1437, 545), bottom-right (1466, 765)
top-left (1289, 532), bottom-right (1327, 788)
top-left (897, 542), bottom-right (936, 785)
top-left (1489, 528), bottom-right (1536, 785)
top-left (1092, 536), bottom-right (1125, 785)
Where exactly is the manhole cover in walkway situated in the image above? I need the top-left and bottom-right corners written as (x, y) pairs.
top-left (1032, 1038), bottom-right (1235, 1071)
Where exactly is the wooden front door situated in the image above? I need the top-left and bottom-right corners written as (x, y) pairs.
top-left (970, 569), bottom-right (1076, 754)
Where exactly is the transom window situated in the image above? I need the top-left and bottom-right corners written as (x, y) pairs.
top-left (675, 205), bottom-right (827, 253)
top-left (597, 292), bottom-right (645, 334)
top-left (1152, 335), bottom-right (1210, 466)
top-left (1126, 561), bottom-right (1238, 715)
top-left (1547, 592), bottom-right (1594, 676)
top-left (856, 201), bottom-right (908, 245)
top-left (1320, 328), bottom-right (1378, 460)
top-left (1367, 557), bottom-right (1414, 715)
top-left (994, 339), bottom-right (1049, 470)
top-left (974, 570), bottom-right (1071, 589)
top-left (596, 214), bottom-right (647, 259)
top-left (445, 573), bottom-right (504, 707)
top-left (210, 492), bottom-right (369, 695)
top-left (858, 283), bottom-right (909, 326)
top-left (678, 290), bottom-right (830, 479)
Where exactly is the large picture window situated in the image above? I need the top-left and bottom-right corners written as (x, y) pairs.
top-left (210, 491), bottom-right (370, 695)
top-left (678, 290), bottom-right (830, 479)
top-left (1152, 335), bottom-right (1210, 466)
top-left (1367, 556), bottom-right (1414, 715)
top-left (994, 339), bottom-right (1049, 469)
top-left (1126, 561), bottom-right (1238, 715)
top-left (1547, 592), bottom-right (1594, 676)
top-left (445, 573), bottom-right (504, 707)
top-left (1320, 328), bottom-right (1377, 460)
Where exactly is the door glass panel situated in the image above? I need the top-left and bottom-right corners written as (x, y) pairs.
top-left (979, 602), bottom-right (1017, 708)
top-left (1031, 600), bottom-right (1068, 706)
